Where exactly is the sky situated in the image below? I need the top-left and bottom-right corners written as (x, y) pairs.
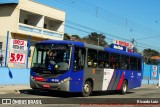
top-left (34, 0), bottom-right (160, 52)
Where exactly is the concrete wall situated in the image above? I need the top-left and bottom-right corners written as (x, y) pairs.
top-left (0, 67), bottom-right (30, 85)
top-left (142, 64), bottom-right (160, 85)
top-left (19, 0), bottom-right (65, 21)
top-left (0, 4), bottom-right (19, 50)
top-left (0, 64), bottom-right (159, 85)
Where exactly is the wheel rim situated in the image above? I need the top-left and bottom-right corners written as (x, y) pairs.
top-left (123, 83), bottom-right (127, 92)
top-left (84, 83), bottom-right (90, 93)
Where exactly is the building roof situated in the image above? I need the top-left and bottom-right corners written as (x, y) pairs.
top-left (150, 56), bottom-right (160, 60)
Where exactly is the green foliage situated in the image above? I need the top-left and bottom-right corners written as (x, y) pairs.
top-left (142, 48), bottom-right (160, 65)
top-left (71, 35), bottom-right (80, 39)
top-left (63, 33), bottom-right (70, 40)
top-left (83, 32), bottom-right (108, 47)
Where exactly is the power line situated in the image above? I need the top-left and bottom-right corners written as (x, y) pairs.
top-left (1, 0), bottom-right (159, 51)
top-left (53, 0), bottom-right (160, 41)
top-left (136, 35), bottom-right (160, 41)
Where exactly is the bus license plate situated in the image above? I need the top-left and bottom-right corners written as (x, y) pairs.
top-left (43, 84), bottom-right (50, 88)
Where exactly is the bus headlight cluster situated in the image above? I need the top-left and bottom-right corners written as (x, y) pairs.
top-left (60, 77), bottom-right (70, 84)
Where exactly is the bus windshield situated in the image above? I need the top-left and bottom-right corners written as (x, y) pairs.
top-left (31, 43), bottom-right (71, 72)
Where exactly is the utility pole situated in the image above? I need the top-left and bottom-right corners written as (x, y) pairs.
top-left (98, 38), bottom-right (99, 46)
top-left (131, 38), bottom-right (135, 45)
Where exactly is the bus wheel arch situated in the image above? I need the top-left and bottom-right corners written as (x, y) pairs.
top-left (121, 79), bottom-right (128, 95)
top-left (82, 78), bottom-right (93, 97)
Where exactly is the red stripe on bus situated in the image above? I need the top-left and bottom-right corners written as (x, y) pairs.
top-left (116, 72), bottom-right (124, 90)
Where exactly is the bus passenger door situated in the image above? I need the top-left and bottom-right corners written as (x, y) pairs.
top-left (70, 46), bottom-right (86, 92)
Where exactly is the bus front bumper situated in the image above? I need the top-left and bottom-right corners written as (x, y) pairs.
top-left (30, 77), bottom-right (70, 92)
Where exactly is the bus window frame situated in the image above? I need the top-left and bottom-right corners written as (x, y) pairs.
top-left (87, 49), bottom-right (98, 68)
top-left (109, 52), bottom-right (120, 69)
top-left (73, 46), bottom-right (86, 72)
top-left (97, 51), bottom-right (110, 68)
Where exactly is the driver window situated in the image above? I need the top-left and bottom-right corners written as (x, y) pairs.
top-left (74, 46), bottom-right (86, 71)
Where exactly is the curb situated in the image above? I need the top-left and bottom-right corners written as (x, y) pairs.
top-left (0, 90), bottom-right (20, 94)
top-left (0, 85), bottom-right (159, 94)
top-left (0, 85), bottom-right (31, 94)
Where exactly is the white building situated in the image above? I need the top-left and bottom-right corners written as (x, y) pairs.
top-left (0, 0), bottom-right (65, 68)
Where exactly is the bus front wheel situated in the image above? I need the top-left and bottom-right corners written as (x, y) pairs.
top-left (121, 80), bottom-right (128, 95)
top-left (82, 81), bottom-right (92, 97)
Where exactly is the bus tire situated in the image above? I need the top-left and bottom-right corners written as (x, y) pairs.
top-left (82, 81), bottom-right (92, 97)
top-left (121, 80), bottom-right (128, 95)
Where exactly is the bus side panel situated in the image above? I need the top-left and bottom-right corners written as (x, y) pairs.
top-left (69, 70), bottom-right (84, 92)
top-left (124, 70), bottom-right (132, 89)
top-left (136, 71), bottom-right (142, 87)
top-left (102, 69), bottom-right (116, 91)
top-left (83, 68), bottom-right (104, 91)
top-left (109, 70), bottom-right (121, 90)
top-left (118, 70), bottom-right (133, 90)
top-left (128, 70), bottom-right (142, 89)
top-left (122, 70), bottom-right (142, 89)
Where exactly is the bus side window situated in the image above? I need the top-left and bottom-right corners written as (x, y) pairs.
top-left (137, 58), bottom-right (141, 71)
top-left (87, 49), bottom-right (97, 68)
top-left (74, 46), bottom-right (86, 71)
top-left (130, 57), bottom-right (137, 71)
top-left (98, 51), bottom-right (109, 68)
top-left (121, 55), bottom-right (129, 70)
top-left (109, 53), bottom-right (120, 69)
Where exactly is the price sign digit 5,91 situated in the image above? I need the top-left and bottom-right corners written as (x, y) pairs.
top-left (9, 52), bottom-right (25, 64)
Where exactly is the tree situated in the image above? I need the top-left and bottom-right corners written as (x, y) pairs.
top-left (83, 32), bottom-right (108, 47)
top-left (71, 35), bottom-right (80, 39)
top-left (142, 48), bottom-right (160, 64)
top-left (63, 33), bottom-right (70, 40)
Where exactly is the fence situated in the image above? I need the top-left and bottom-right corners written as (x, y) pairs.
top-left (142, 64), bottom-right (160, 85)
top-left (0, 67), bottom-right (30, 85)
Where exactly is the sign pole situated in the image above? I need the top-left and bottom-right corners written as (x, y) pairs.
top-left (158, 65), bottom-right (160, 87)
top-left (26, 35), bottom-right (30, 69)
top-left (4, 31), bottom-right (9, 67)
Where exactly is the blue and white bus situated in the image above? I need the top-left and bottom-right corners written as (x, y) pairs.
top-left (30, 40), bottom-right (142, 97)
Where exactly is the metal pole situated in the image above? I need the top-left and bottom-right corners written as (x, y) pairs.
top-left (26, 35), bottom-right (30, 69)
top-left (158, 65), bottom-right (160, 86)
top-left (98, 38), bottom-right (99, 46)
top-left (4, 31), bottom-right (9, 67)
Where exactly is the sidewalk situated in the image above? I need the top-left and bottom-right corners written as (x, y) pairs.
top-left (140, 84), bottom-right (160, 89)
top-left (0, 85), bottom-right (31, 94)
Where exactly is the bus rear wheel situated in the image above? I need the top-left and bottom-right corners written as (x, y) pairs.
top-left (121, 80), bottom-right (128, 95)
top-left (82, 81), bottom-right (92, 97)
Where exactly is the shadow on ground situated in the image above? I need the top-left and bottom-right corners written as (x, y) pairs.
top-left (19, 89), bottom-right (134, 98)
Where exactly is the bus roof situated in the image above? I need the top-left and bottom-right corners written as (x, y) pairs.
top-left (37, 40), bottom-right (84, 47)
top-left (37, 40), bottom-right (142, 58)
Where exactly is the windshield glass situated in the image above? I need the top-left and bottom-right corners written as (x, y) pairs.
top-left (31, 43), bottom-right (71, 72)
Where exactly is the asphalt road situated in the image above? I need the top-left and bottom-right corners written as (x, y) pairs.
top-left (0, 86), bottom-right (160, 107)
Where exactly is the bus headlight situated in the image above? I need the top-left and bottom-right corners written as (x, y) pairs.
top-left (60, 77), bottom-right (70, 84)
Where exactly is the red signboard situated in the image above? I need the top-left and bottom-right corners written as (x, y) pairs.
top-left (114, 40), bottom-right (134, 48)
top-left (9, 52), bottom-right (26, 64)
